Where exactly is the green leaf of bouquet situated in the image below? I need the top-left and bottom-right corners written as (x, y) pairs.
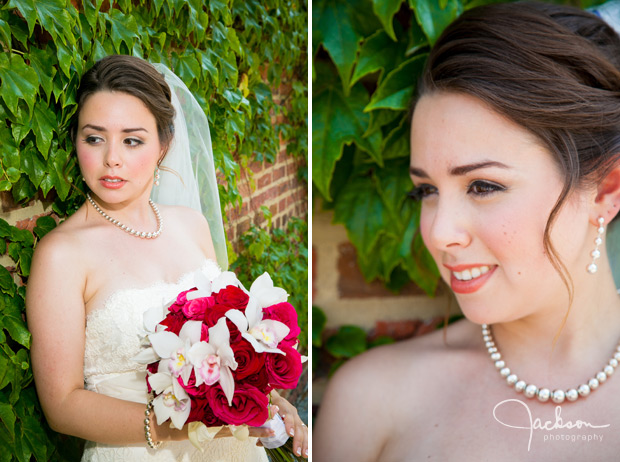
top-left (313, 79), bottom-right (379, 201)
top-left (34, 0), bottom-right (77, 46)
top-left (0, 54), bottom-right (39, 116)
top-left (410, 0), bottom-right (463, 45)
top-left (326, 325), bottom-right (368, 358)
top-left (366, 54), bottom-right (426, 112)
top-left (314, 0), bottom-right (362, 91)
top-left (312, 305), bottom-right (327, 347)
top-left (33, 216), bottom-right (57, 240)
top-left (373, 0), bottom-right (403, 41)
top-left (333, 172), bottom-right (389, 255)
top-left (7, 0), bottom-right (36, 37)
top-left (351, 29), bottom-right (407, 88)
top-left (0, 403), bottom-right (16, 441)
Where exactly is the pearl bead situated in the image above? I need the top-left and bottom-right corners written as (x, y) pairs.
top-left (588, 378), bottom-right (599, 389)
top-left (610, 358), bottom-right (618, 368)
top-left (506, 374), bottom-right (518, 386)
top-left (566, 389), bottom-right (579, 401)
top-left (482, 329), bottom-right (490, 336)
top-left (524, 384), bottom-right (538, 398)
top-left (537, 388), bottom-right (551, 402)
top-left (515, 380), bottom-right (527, 393)
top-left (491, 352), bottom-right (501, 361)
top-left (500, 367), bottom-right (511, 378)
top-left (578, 384), bottom-right (591, 397)
top-left (488, 347), bottom-right (497, 354)
top-left (485, 341), bottom-right (495, 348)
top-left (587, 263), bottom-right (598, 274)
top-left (495, 360), bottom-right (505, 369)
top-left (598, 226), bottom-right (605, 234)
top-left (595, 237), bottom-right (603, 246)
top-left (598, 217), bottom-right (605, 225)
top-left (604, 365), bottom-right (614, 376)
top-left (483, 335), bottom-right (492, 342)
top-left (591, 249), bottom-right (601, 259)
top-left (144, 418), bottom-right (150, 425)
top-left (615, 352), bottom-right (620, 362)
top-left (596, 372), bottom-right (607, 383)
top-left (551, 390), bottom-right (565, 404)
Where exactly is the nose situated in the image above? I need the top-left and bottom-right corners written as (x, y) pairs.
top-left (103, 142), bottom-right (122, 168)
top-left (424, 198), bottom-right (472, 251)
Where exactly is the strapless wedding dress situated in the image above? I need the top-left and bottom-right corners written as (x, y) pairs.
top-left (81, 259), bottom-right (268, 461)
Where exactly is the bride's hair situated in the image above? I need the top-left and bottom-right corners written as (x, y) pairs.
top-left (71, 55), bottom-right (176, 158)
top-left (417, 1), bottom-right (620, 321)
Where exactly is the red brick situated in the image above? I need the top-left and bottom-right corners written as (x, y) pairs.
top-left (249, 160), bottom-right (264, 174)
top-left (273, 166), bottom-right (286, 181)
top-left (278, 198), bottom-right (287, 213)
top-left (237, 181), bottom-right (252, 198)
top-left (257, 173), bottom-right (272, 190)
top-left (278, 183), bottom-right (289, 196)
top-left (287, 195), bottom-right (294, 207)
top-left (278, 151), bottom-right (288, 164)
top-left (269, 204), bottom-right (278, 216)
top-left (236, 219), bottom-right (250, 236)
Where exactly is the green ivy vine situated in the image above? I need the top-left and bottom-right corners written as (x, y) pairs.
top-left (0, 0), bottom-right (307, 459)
top-left (312, 0), bottom-right (602, 295)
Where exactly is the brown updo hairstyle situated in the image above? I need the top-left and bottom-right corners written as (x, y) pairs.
top-left (71, 55), bottom-right (176, 160)
top-left (417, 2), bottom-right (620, 321)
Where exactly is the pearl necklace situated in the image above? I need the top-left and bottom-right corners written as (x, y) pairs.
top-left (482, 324), bottom-right (620, 403)
top-left (86, 192), bottom-right (163, 239)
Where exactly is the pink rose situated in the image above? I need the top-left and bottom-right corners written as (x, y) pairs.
top-left (263, 302), bottom-right (300, 344)
top-left (178, 370), bottom-right (209, 398)
top-left (231, 340), bottom-right (265, 380)
top-left (208, 384), bottom-right (269, 426)
top-left (266, 345), bottom-right (303, 389)
top-left (213, 286), bottom-right (249, 310)
top-left (181, 296), bottom-right (216, 320)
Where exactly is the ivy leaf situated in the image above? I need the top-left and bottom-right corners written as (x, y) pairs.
top-left (198, 50), bottom-right (219, 86)
top-left (40, 148), bottom-right (71, 200)
top-left (0, 267), bottom-right (13, 294)
top-left (20, 146), bottom-right (46, 189)
top-left (33, 216), bottom-right (56, 240)
top-left (333, 172), bottom-right (389, 256)
top-left (32, 104), bottom-right (56, 159)
top-left (172, 51), bottom-right (201, 87)
top-left (381, 115), bottom-right (410, 160)
top-left (313, 79), bottom-right (380, 201)
top-left (351, 29), bottom-right (408, 87)
top-left (25, 48), bottom-right (57, 102)
top-left (0, 11), bottom-right (12, 48)
top-left (314, 0), bottom-right (361, 92)
top-left (20, 415), bottom-right (47, 462)
top-left (33, 0), bottom-right (77, 46)
top-left (7, 0), bottom-right (36, 37)
top-left (410, 0), bottom-right (463, 45)
top-left (106, 9), bottom-right (140, 53)
top-left (0, 54), bottom-right (39, 115)
top-left (1, 315), bottom-right (31, 349)
top-left (372, 0), bottom-right (403, 41)
top-left (0, 403), bottom-right (16, 441)
top-left (366, 54), bottom-right (427, 112)
top-left (55, 41), bottom-right (73, 78)
top-left (325, 325), bottom-right (367, 358)
top-left (312, 305), bottom-right (327, 348)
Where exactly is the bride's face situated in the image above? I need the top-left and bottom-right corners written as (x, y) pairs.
top-left (76, 90), bottom-right (162, 205)
top-left (409, 92), bottom-right (593, 324)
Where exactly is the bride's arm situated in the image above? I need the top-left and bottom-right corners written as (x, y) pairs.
top-left (26, 231), bottom-right (184, 445)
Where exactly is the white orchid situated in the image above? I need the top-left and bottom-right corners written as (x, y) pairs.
top-left (186, 270), bottom-right (245, 301)
top-left (226, 273), bottom-right (290, 354)
top-left (148, 369), bottom-right (191, 429)
top-left (187, 317), bottom-right (238, 405)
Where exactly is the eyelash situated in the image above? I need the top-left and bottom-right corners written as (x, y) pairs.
top-left (83, 136), bottom-right (144, 147)
top-left (408, 180), bottom-right (506, 201)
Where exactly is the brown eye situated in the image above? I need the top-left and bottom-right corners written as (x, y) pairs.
top-left (408, 184), bottom-right (438, 201)
top-left (468, 180), bottom-right (505, 196)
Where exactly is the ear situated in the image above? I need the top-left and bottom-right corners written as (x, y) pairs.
top-left (593, 162), bottom-right (620, 225)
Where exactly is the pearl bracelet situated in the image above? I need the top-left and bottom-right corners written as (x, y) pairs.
top-left (144, 398), bottom-right (162, 449)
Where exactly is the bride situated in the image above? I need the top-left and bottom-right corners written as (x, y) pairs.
top-left (26, 55), bottom-right (308, 461)
top-left (315, 3), bottom-right (620, 461)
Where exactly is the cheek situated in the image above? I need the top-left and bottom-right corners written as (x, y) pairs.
top-left (76, 147), bottom-right (97, 175)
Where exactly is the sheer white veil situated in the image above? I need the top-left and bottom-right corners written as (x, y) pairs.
top-left (150, 63), bottom-right (228, 270)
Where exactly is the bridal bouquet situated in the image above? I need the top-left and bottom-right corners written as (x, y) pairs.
top-left (134, 270), bottom-right (304, 456)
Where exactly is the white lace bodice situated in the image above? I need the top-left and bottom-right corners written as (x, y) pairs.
top-left (81, 259), bottom-right (268, 462)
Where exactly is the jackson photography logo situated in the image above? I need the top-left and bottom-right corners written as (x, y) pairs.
top-left (493, 399), bottom-right (610, 452)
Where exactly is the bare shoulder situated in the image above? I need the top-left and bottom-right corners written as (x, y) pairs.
top-left (158, 205), bottom-right (216, 258)
top-left (314, 319), bottom-right (483, 461)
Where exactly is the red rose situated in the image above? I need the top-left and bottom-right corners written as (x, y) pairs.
top-left (187, 396), bottom-right (226, 427)
top-left (214, 286), bottom-right (249, 310)
top-left (159, 310), bottom-right (186, 335)
top-left (182, 296), bottom-right (216, 320)
top-left (208, 384), bottom-right (269, 426)
top-left (263, 302), bottom-right (300, 343)
top-left (231, 340), bottom-right (265, 380)
top-left (243, 369), bottom-right (272, 394)
top-left (265, 345), bottom-right (303, 389)
top-left (204, 304), bottom-right (233, 327)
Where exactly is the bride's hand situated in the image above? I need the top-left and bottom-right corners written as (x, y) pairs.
top-left (270, 390), bottom-right (309, 459)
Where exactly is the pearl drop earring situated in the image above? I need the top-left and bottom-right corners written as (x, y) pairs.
top-left (587, 217), bottom-right (605, 274)
top-left (154, 167), bottom-right (161, 187)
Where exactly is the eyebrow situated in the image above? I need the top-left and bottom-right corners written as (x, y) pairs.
top-left (409, 161), bottom-right (511, 178)
top-left (81, 124), bottom-right (148, 133)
